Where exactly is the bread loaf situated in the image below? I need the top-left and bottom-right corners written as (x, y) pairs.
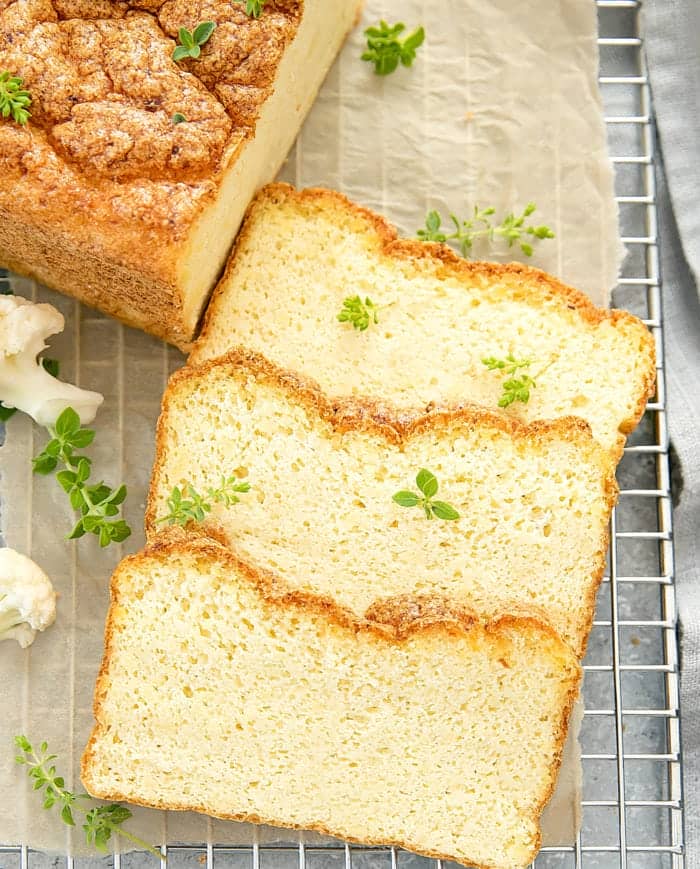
top-left (191, 184), bottom-right (655, 458)
top-left (82, 534), bottom-right (582, 869)
top-left (146, 350), bottom-right (618, 656)
top-left (0, 6), bottom-right (359, 347)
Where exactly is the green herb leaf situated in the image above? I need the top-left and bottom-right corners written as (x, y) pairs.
top-left (0, 71), bottom-right (31, 125)
top-left (31, 408), bottom-right (131, 546)
top-left (499, 375), bottom-right (535, 407)
top-left (235, 0), bottom-right (267, 16)
top-left (193, 21), bottom-right (216, 44)
top-left (482, 354), bottom-right (537, 407)
top-left (14, 736), bottom-right (161, 859)
top-left (417, 203), bottom-right (554, 259)
top-left (172, 112), bottom-right (187, 124)
top-left (337, 295), bottom-right (380, 331)
top-left (392, 469), bottom-right (460, 522)
top-left (431, 501), bottom-right (460, 521)
top-left (392, 491), bottom-right (420, 507)
top-left (361, 21), bottom-right (425, 76)
top-left (157, 473), bottom-right (250, 526)
top-left (172, 21), bottom-right (216, 61)
top-left (415, 468), bottom-right (438, 499)
top-left (416, 210), bottom-right (446, 243)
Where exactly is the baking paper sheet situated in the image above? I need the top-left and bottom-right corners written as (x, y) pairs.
top-left (0, 0), bottom-right (619, 854)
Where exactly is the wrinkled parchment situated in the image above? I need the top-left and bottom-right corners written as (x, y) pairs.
top-left (0, 0), bottom-right (619, 855)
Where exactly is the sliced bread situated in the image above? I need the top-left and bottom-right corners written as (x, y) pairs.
top-left (82, 534), bottom-right (581, 869)
top-left (146, 351), bottom-right (618, 656)
top-left (190, 183), bottom-right (656, 458)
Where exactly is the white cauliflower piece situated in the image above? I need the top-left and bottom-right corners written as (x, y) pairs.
top-left (0, 295), bottom-right (103, 426)
top-left (0, 548), bottom-right (57, 648)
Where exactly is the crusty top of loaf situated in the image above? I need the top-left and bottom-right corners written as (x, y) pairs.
top-left (0, 1), bottom-right (300, 273)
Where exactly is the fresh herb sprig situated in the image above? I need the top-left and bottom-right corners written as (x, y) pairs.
top-left (337, 295), bottom-right (381, 331)
top-left (417, 203), bottom-right (554, 258)
top-left (158, 475), bottom-right (251, 526)
top-left (482, 354), bottom-right (539, 407)
top-left (172, 21), bottom-right (216, 61)
top-left (235, 0), bottom-right (267, 17)
top-left (361, 21), bottom-right (425, 76)
top-left (393, 469), bottom-right (460, 521)
top-left (172, 112), bottom-right (187, 124)
top-left (32, 407), bottom-right (131, 547)
top-left (0, 71), bottom-right (31, 125)
top-left (0, 358), bottom-right (58, 422)
top-left (14, 736), bottom-right (161, 858)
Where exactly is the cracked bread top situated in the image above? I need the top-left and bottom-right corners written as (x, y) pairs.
top-left (0, 0), bottom-right (301, 276)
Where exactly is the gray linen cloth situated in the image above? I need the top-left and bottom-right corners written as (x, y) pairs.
top-left (644, 2), bottom-right (700, 864)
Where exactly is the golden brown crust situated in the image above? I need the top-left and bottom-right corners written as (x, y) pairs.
top-left (0, 4), bottom-right (301, 258)
top-left (82, 532), bottom-right (582, 869)
top-left (194, 182), bottom-right (657, 453)
top-left (145, 347), bottom-right (617, 659)
top-left (0, 3), bottom-right (315, 344)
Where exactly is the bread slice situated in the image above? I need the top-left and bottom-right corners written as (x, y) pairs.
top-left (82, 534), bottom-right (582, 869)
top-left (146, 351), bottom-right (618, 656)
top-left (190, 184), bottom-right (655, 457)
top-left (0, 7), bottom-right (359, 347)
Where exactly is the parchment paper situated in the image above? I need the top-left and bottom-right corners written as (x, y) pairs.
top-left (0, 0), bottom-right (619, 855)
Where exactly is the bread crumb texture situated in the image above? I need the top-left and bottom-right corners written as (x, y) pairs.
top-left (0, 1), bottom-right (299, 261)
top-left (193, 184), bottom-right (656, 459)
top-left (147, 351), bottom-right (619, 657)
top-left (82, 537), bottom-right (582, 869)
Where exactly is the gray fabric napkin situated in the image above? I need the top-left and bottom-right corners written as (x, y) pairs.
top-left (644, 3), bottom-right (700, 864)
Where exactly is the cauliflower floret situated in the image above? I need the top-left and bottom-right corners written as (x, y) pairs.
top-left (0, 548), bottom-right (56, 648)
top-left (0, 295), bottom-right (103, 426)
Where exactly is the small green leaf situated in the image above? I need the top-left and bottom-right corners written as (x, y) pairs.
top-left (178, 26), bottom-right (194, 47)
top-left (172, 112), bottom-right (187, 124)
top-left (392, 470), bottom-right (459, 523)
top-left (32, 453), bottom-right (57, 474)
top-left (0, 71), bottom-right (32, 125)
top-left (337, 295), bottom-right (379, 331)
top-left (431, 501), bottom-right (460, 521)
top-left (392, 491), bottom-right (420, 507)
top-left (193, 21), bottom-right (216, 45)
top-left (361, 20), bottom-right (424, 76)
top-left (67, 519), bottom-right (87, 540)
top-left (415, 468), bottom-right (437, 498)
top-left (70, 428), bottom-right (95, 449)
top-left (54, 407), bottom-right (80, 438)
top-left (172, 44), bottom-right (192, 61)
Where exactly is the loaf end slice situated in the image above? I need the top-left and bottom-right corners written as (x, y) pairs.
top-left (146, 350), bottom-right (618, 657)
top-left (0, 7), bottom-right (360, 347)
top-left (82, 534), bottom-right (582, 869)
top-left (191, 183), bottom-right (655, 456)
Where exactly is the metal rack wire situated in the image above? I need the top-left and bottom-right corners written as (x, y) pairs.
top-left (0, 1), bottom-right (685, 868)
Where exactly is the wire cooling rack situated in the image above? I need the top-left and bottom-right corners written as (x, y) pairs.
top-left (0, 1), bottom-right (685, 868)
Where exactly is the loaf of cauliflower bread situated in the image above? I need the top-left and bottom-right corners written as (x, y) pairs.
top-left (82, 534), bottom-right (582, 869)
top-left (146, 350), bottom-right (618, 657)
top-left (0, 4), bottom-right (358, 348)
top-left (191, 184), bottom-right (655, 459)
